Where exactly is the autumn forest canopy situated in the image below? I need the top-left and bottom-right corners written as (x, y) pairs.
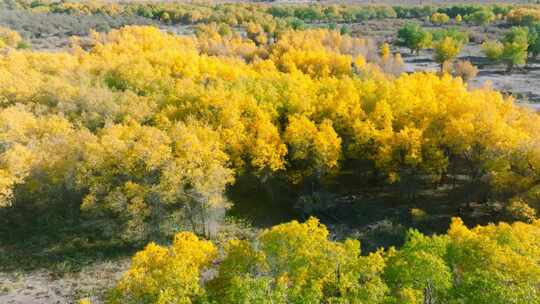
top-left (2, 1), bottom-right (540, 303)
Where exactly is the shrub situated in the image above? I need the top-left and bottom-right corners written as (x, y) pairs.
top-left (379, 43), bottom-right (404, 76)
top-left (339, 25), bottom-right (350, 35)
top-left (482, 40), bottom-right (504, 61)
top-left (441, 60), bottom-right (453, 75)
top-left (465, 9), bottom-right (495, 26)
top-left (506, 199), bottom-right (537, 223)
top-left (502, 43), bottom-right (527, 71)
top-left (431, 12), bottom-right (450, 25)
top-left (0, 26), bottom-right (21, 48)
top-left (453, 60), bottom-right (478, 82)
top-left (410, 208), bottom-right (428, 222)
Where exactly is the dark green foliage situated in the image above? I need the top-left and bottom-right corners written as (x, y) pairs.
top-left (396, 23), bottom-right (431, 55)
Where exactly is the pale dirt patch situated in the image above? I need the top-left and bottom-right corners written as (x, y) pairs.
top-left (0, 260), bottom-right (129, 304)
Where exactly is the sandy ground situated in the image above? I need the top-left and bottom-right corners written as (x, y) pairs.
top-left (402, 44), bottom-right (540, 111)
top-left (0, 260), bottom-right (129, 304)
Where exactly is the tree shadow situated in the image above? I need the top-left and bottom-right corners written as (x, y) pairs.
top-left (0, 217), bottom-right (137, 274)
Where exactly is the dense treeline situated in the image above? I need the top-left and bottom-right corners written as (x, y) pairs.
top-left (105, 217), bottom-right (540, 304)
top-left (481, 22), bottom-right (540, 72)
top-left (0, 0), bottom-right (523, 28)
top-left (1, 25), bottom-right (540, 245)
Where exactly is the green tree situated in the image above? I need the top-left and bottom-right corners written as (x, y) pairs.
top-left (501, 41), bottom-right (529, 71)
top-left (397, 23), bottom-right (432, 55)
top-left (207, 218), bottom-right (388, 304)
top-left (110, 217), bottom-right (540, 304)
top-left (482, 27), bottom-right (529, 72)
top-left (501, 26), bottom-right (529, 71)
top-left (465, 9), bottom-right (495, 26)
top-left (527, 22), bottom-right (540, 59)
top-left (384, 230), bottom-right (452, 304)
top-left (431, 27), bottom-right (469, 45)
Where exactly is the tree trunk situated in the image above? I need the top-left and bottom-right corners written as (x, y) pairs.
top-left (423, 281), bottom-right (435, 304)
